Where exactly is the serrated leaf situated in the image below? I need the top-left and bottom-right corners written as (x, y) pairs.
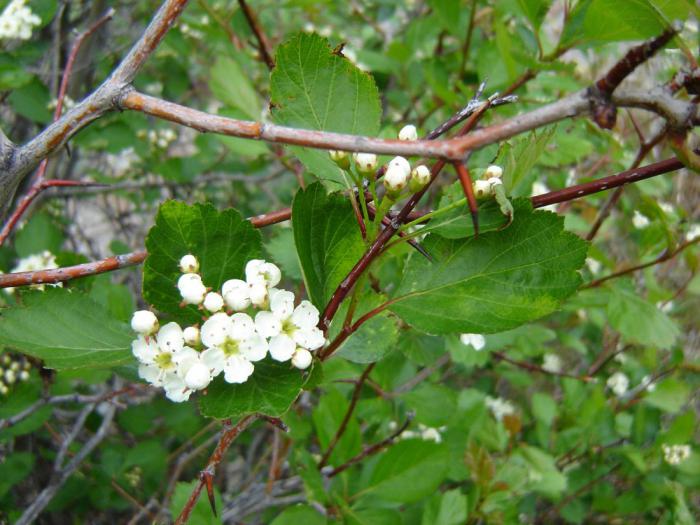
top-left (500, 126), bottom-right (556, 197)
top-left (271, 32), bottom-right (381, 188)
top-left (292, 182), bottom-right (366, 309)
top-left (144, 201), bottom-right (262, 324)
top-left (516, 0), bottom-right (550, 31)
top-left (0, 288), bottom-right (132, 369)
top-left (209, 56), bottom-right (260, 120)
top-left (199, 360), bottom-right (304, 419)
top-left (389, 201), bottom-right (587, 334)
top-left (360, 439), bottom-right (449, 503)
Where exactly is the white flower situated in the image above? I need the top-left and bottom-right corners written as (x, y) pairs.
top-left (200, 313), bottom-right (268, 383)
top-left (686, 224), bottom-right (700, 242)
top-left (586, 257), bottom-right (601, 274)
top-left (0, 0), bottom-right (41, 41)
top-left (245, 259), bottom-right (282, 288)
top-left (183, 326), bottom-right (200, 346)
top-left (130, 310), bottom-right (159, 335)
top-left (172, 347), bottom-right (213, 391)
top-left (353, 152), bottom-right (377, 174)
top-left (485, 165), bottom-right (503, 179)
top-left (222, 279), bottom-right (251, 311)
top-left (255, 289), bottom-right (325, 362)
top-left (291, 348), bottom-right (313, 369)
top-left (420, 425), bottom-right (443, 443)
top-left (485, 396), bottom-right (515, 421)
top-left (473, 179), bottom-right (492, 199)
top-left (632, 211), bottom-right (649, 229)
top-left (663, 444), bottom-right (691, 465)
top-left (178, 273), bottom-right (207, 305)
top-left (542, 354), bottom-right (562, 374)
top-left (384, 156), bottom-right (411, 193)
top-left (179, 254), bottom-right (199, 273)
top-left (606, 372), bottom-right (629, 397)
top-left (398, 124), bottom-right (418, 141)
top-left (460, 333), bottom-right (486, 351)
top-left (203, 292), bottom-right (224, 313)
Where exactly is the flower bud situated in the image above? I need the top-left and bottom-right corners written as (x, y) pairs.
top-left (291, 348), bottom-right (313, 369)
top-left (384, 156), bottom-right (411, 194)
top-left (398, 124), bottom-right (418, 141)
top-left (19, 370), bottom-right (29, 381)
top-left (184, 362), bottom-right (211, 390)
top-left (203, 292), bottom-right (224, 312)
top-left (179, 254), bottom-right (199, 273)
top-left (178, 273), bottom-right (207, 305)
top-left (249, 282), bottom-right (269, 308)
top-left (473, 179), bottom-right (492, 199)
top-left (409, 164), bottom-right (431, 192)
top-left (485, 164), bottom-right (503, 179)
top-left (487, 177), bottom-right (502, 188)
top-left (131, 310), bottom-right (159, 335)
top-left (353, 152), bottom-right (377, 174)
top-left (329, 150), bottom-right (350, 169)
top-left (183, 326), bottom-right (200, 346)
top-left (222, 279), bottom-right (251, 311)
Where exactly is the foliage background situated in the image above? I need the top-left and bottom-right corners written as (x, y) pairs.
top-left (0, 0), bottom-right (699, 523)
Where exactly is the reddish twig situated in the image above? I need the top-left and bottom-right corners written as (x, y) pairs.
top-left (318, 363), bottom-right (376, 468)
top-left (453, 162), bottom-right (479, 237)
top-left (0, 10), bottom-right (114, 246)
top-left (174, 414), bottom-right (259, 525)
top-left (326, 415), bottom-right (413, 477)
top-left (237, 0), bottom-right (275, 70)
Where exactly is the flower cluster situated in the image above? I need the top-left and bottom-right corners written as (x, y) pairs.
top-left (485, 396), bottom-right (516, 421)
top-left (460, 333), bottom-right (486, 351)
top-left (0, 353), bottom-right (32, 396)
top-left (0, 0), bottom-right (41, 41)
top-left (130, 256), bottom-right (325, 402)
top-left (1, 251), bottom-right (61, 294)
top-left (606, 371), bottom-right (629, 398)
top-left (662, 444), bottom-right (691, 465)
top-left (541, 353), bottom-right (562, 374)
top-left (472, 165), bottom-right (504, 199)
top-left (137, 128), bottom-right (177, 150)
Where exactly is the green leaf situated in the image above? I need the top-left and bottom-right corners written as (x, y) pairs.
top-left (328, 295), bottom-right (399, 364)
top-left (170, 480), bottom-right (222, 525)
top-left (271, 32), bottom-right (381, 188)
top-left (0, 289), bottom-right (132, 369)
top-left (517, 0), bottom-right (550, 31)
top-left (422, 489), bottom-right (469, 525)
top-left (312, 387), bottom-right (362, 466)
top-left (198, 360), bottom-right (304, 419)
top-left (0, 452), bottom-right (35, 499)
top-left (361, 439), bottom-right (449, 503)
top-left (515, 445), bottom-right (567, 497)
top-left (144, 201), bottom-right (262, 324)
top-left (209, 56), bottom-right (261, 120)
top-left (500, 126), bottom-right (556, 197)
top-left (271, 505), bottom-right (327, 525)
top-left (644, 378), bottom-right (689, 413)
top-left (266, 228), bottom-right (302, 281)
top-left (531, 392), bottom-right (557, 426)
top-left (292, 182), bottom-right (366, 309)
top-left (606, 286), bottom-right (679, 349)
top-left (389, 201), bottom-right (587, 334)
top-left (14, 212), bottom-right (63, 257)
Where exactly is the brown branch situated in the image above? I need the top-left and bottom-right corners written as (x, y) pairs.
top-left (492, 351), bottom-right (592, 382)
top-left (174, 414), bottom-right (259, 525)
top-left (237, 0), bottom-right (275, 70)
top-left (318, 363), bottom-right (375, 468)
top-left (581, 237), bottom-right (700, 289)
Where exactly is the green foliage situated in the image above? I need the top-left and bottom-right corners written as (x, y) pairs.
top-left (0, 289), bottom-right (132, 369)
top-left (143, 201), bottom-right (263, 323)
top-left (390, 202), bottom-right (588, 333)
top-left (170, 481), bottom-right (223, 525)
top-left (271, 32), bottom-right (381, 187)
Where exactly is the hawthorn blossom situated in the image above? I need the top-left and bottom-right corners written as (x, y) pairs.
top-left (460, 333), bottom-right (486, 351)
top-left (0, 0), bottom-right (41, 41)
top-left (606, 372), bottom-right (629, 397)
top-left (255, 289), bottom-right (325, 363)
top-left (485, 396), bottom-right (516, 421)
top-left (663, 444), bottom-right (691, 465)
top-left (542, 354), bottom-right (562, 374)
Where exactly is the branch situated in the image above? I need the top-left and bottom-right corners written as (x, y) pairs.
top-left (15, 403), bottom-right (116, 525)
top-left (237, 0), bottom-right (275, 70)
top-left (174, 414), bottom-right (259, 525)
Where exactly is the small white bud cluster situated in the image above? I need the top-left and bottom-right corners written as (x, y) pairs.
top-left (606, 371), bottom-right (629, 398)
top-left (137, 128), bottom-right (177, 150)
top-left (382, 125), bottom-right (430, 197)
top-left (662, 444), bottom-right (691, 465)
top-left (460, 333), bottom-right (486, 351)
top-left (485, 396), bottom-right (516, 422)
top-left (1, 251), bottom-right (62, 295)
top-left (0, 0), bottom-right (40, 41)
top-left (473, 164), bottom-right (504, 199)
top-left (47, 96), bottom-right (76, 115)
top-left (390, 421), bottom-right (446, 443)
top-left (130, 256), bottom-right (325, 402)
top-left (0, 353), bottom-right (32, 396)
top-left (329, 150), bottom-right (350, 169)
top-left (541, 353), bottom-right (562, 374)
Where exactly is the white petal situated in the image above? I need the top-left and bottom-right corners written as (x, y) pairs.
top-left (293, 327), bottom-right (325, 350)
top-left (132, 336), bottom-right (159, 363)
top-left (180, 282), bottom-right (207, 305)
top-left (223, 355), bottom-right (255, 383)
top-left (177, 273), bottom-right (203, 290)
top-left (138, 363), bottom-right (162, 386)
top-left (164, 374), bottom-right (191, 402)
top-left (248, 282), bottom-right (268, 307)
top-left (255, 311), bottom-right (282, 338)
top-left (240, 334), bottom-right (268, 362)
top-left (131, 310), bottom-right (159, 335)
top-left (157, 322), bottom-right (184, 353)
top-left (184, 362), bottom-right (211, 390)
top-left (245, 259), bottom-right (265, 283)
top-left (183, 326), bottom-right (200, 346)
top-left (269, 334), bottom-right (296, 362)
top-left (201, 346), bottom-right (226, 376)
top-left (200, 313), bottom-right (231, 347)
top-left (261, 262), bottom-right (281, 287)
top-left (203, 292), bottom-right (224, 312)
top-left (172, 346), bottom-right (199, 375)
top-left (291, 348), bottom-right (313, 369)
top-left (223, 280), bottom-right (251, 311)
top-left (291, 300), bottom-right (319, 330)
top-left (229, 313), bottom-right (256, 339)
top-left (270, 289), bottom-right (295, 319)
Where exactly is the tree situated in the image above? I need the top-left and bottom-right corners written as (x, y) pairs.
top-left (0, 0), bottom-right (698, 523)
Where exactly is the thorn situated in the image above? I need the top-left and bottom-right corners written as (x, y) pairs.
top-left (202, 470), bottom-right (217, 516)
top-left (264, 416), bottom-right (289, 432)
top-left (471, 209), bottom-right (480, 238)
top-left (453, 162), bottom-right (480, 238)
